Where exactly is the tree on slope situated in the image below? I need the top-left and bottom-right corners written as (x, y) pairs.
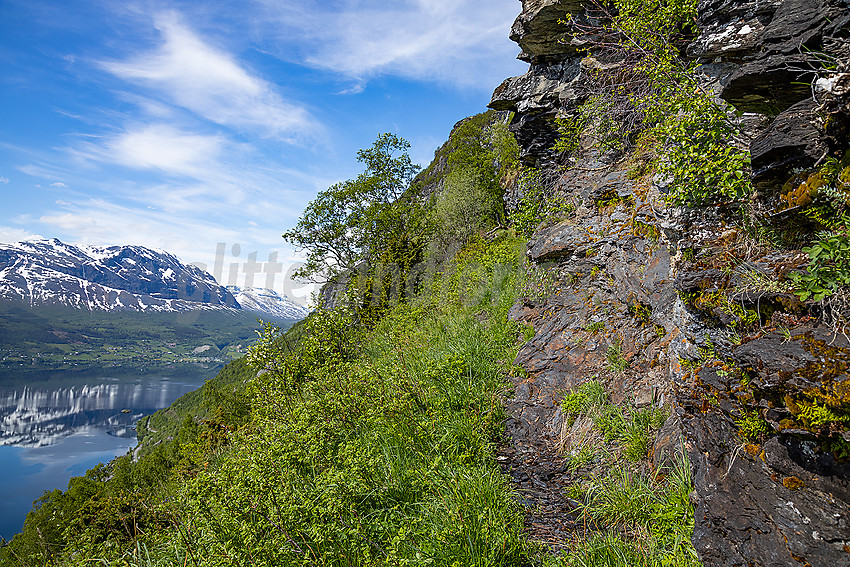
top-left (283, 133), bottom-right (426, 284)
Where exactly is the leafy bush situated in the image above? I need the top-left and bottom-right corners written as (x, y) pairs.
top-left (511, 168), bottom-right (575, 237)
top-left (792, 220), bottom-right (850, 302)
top-left (434, 167), bottom-right (501, 244)
top-left (556, 0), bottom-right (753, 208)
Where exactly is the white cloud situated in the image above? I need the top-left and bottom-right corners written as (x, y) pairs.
top-left (255, 0), bottom-right (524, 89)
top-left (104, 124), bottom-right (224, 177)
top-left (35, 198), bottom-right (298, 281)
top-left (100, 13), bottom-right (319, 142)
top-left (0, 177), bottom-right (9, 184)
top-left (0, 226), bottom-right (44, 244)
top-left (50, 181), bottom-right (68, 188)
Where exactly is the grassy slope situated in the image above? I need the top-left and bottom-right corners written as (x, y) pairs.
top-left (0, 235), bottom-right (537, 566)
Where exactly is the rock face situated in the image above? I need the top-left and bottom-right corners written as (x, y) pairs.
top-left (493, 0), bottom-right (850, 564)
top-left (491, 1), bottom-right (589, 165)
top-left (691, 0), bottom-right (850, 200)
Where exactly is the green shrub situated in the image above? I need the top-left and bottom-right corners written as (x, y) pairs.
top-left (792, 219), bottom-right (850, 302)
top-left (434, 167), bottom-right (501, 244)
top-left (562, 379), bottom-right (607, 416)
top-left (511, 168), bottom-right (575, 237)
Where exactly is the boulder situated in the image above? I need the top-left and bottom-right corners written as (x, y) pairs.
top-left (511, 0), bottom-right (586, 63)
top-left (527, 221), bottom-right (594, 262)
top-left (749, 99), bottom-right (826, 196)
top-left (683, 410), bottom-right (850, 567)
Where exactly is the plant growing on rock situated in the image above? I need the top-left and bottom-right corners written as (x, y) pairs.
top-left (558, 0), bottom-right (752, 207)
top-left (792, 217), bottom-right (850, 334)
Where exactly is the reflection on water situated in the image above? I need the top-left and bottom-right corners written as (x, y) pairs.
top-left (0, 373), bottom-right (206, 541)
top-left (0, 379), bottom-right (197, 447)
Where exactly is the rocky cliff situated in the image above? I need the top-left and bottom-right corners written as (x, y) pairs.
top-left (491, 0), bottom-right (850, 564)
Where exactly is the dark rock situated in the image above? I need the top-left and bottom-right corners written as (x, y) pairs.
top-left (490, 61), bottom-right (581, 113)
top-left (510, 0), bottom-right (585, 63)
top-left (764, 435), bottom-right (850, 504)
top-left (684, 410), bottom-right (850, 567)
top-left (527, 221), bottom-right (594, 262)
top-left (653, 413), bottom-right (684, 471)
top-left (492, 0), bottom-right (850, 563)
top-left (749, 99), bottom-right (826, 195)
top-left (508, 110), bottom-right (561, 165)
top-left (733, 327), bottom-right (850, 391)
top-left (750, 99), bottom-right (826, 194)
top-left (674, 268), bottom-right (727, 294)
top-left (721, 55), bottom-right (815, 114)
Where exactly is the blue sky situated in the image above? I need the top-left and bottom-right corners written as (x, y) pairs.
top-left (0, 0), bottom-right (526, 297)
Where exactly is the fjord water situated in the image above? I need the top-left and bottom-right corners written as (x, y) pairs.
top-left (0, 372), bottom-right (207, 541)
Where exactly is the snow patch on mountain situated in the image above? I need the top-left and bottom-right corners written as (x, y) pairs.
top-left (227, 286), bottom-right (310, 321)
top-left (0, 238), bottom-right (236, 313)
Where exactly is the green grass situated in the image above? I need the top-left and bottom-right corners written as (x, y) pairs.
top-left (2, 236), bottom-right (534, 567)
top-left (606, 341), bottom-right (629, 373)
top-left (556, 379), bottom-right (694, 566)
top-left (556, 452), bottom-right (698, 567)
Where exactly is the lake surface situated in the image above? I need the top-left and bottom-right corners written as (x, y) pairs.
top-left (0, 372), bottom-right (207, 541)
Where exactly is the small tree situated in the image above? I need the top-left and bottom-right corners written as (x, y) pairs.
top-left (283, 133), bottom-right (426, 284)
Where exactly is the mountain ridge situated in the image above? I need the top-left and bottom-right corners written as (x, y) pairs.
top-left (0, 238), bottom-right (308, 322)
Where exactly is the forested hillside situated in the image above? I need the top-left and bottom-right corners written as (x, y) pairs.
top-left (3, 0), bottom-right (850, 565)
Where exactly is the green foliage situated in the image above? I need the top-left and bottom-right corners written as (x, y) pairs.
top-left (283, 133), bottom-right (426, 283)
top-left (792, 219), bottom-right (850, 302)
top-left (556, 0), bottom-right (752, 208)
top-left (628, 301), bottom-right (652, 325)
top-left (429, 234), bottom-right (526, 311)
top-left (433, 167), bottom-right (501, 244)
top-left (168, 238), bottom-right (531, 566)
top-left (735, 410), bottom-right (772, 441)
top-left (561, 379), bottom-right (668, 463)
top-left (797, 402), bottom-right (850, 428)
top-left (649, 96), bottom-right (752, 206)
top-left (553, 114), bottom-right (587, 155)
top-left (444, 114), bottom-right (519, 227)
top-left (6, 236), bottom-right (532, 566)
top-left (554, 379), bottom-right (692, 565)
top-left (584, 321), bottom-right (606, 334)
top-left (561, 380), bottom-right (607, 415)
top-left (511, 168), bottom-right (575, 237)
top-left (606, 341), bottom-right (629, 373)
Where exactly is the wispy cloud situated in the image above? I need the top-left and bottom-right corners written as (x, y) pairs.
top-left (0, 177), bottom-right (9, 184)
top-left (255, 0), bottom-right (523, 89)
top-left (100, 13), bottom-right (320, 142)
top-left (0, 226), bottom-right (44, 243)
top-left (74, 124), bottom-right (225, 178)
top-left (35, 198), bottom-right (298, 275)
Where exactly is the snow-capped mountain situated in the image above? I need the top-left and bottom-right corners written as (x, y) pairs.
top-left (227, 286), bottom-right (310, 321)
top-left (0, 238), bottom-right (237, 312)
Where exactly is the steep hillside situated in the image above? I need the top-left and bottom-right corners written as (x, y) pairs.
top-left (2, 2), bottom-right (849, 566)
